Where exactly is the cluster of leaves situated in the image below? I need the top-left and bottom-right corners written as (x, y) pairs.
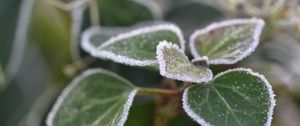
top-left (47, 17), bottom-right (276, 126)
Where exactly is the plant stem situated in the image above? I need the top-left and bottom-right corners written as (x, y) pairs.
top-left (64, 56), bottom-right (96, 77)
top-left (89, 0), bottom-right (100, 26)
top-left (138, 87), bottom-right (176, 96)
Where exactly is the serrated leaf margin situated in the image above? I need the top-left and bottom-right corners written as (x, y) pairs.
top-left (182, 68), bottom-right (276, 126)
top-left (46, 69), bottom-right (137, 126)
top-left (189, 18), bottom-right (265, 65)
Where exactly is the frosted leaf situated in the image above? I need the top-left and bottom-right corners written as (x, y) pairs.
top-left (189, 18), bottom-right (265, 65)
top-left (83, 23), bottom-right (185, 66)
top-left (156, 41), bottom-right (212, 83)
top-left (183, 68), bottom-right (276, 126)
top-left (46, 69), bottom-right (137, 126)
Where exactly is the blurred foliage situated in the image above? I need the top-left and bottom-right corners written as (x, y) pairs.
top-left (31, 0), bottom-right (72, 81)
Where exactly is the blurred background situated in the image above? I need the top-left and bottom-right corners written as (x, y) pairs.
top-left (0, 0), bottom-right (300, 126)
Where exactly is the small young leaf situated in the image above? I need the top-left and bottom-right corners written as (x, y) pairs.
top-left (83, 23), bottom-right (185, 66)
top-left (189, 18), bottom-right (265, 65)
top-left (156, 41), bottom-right (212, 83)
top-left (182, 68), bottom-right (275, 126)
top-left (46, 69), bottom-right (137, 126)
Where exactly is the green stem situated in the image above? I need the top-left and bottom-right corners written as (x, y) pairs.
top-left (89, 0), bottom-right (100, 26)
top-left (138, 87), bottom-right (176, 96)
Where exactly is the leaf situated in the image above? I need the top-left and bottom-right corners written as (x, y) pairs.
top-left (156, 41), bottom-right (212, 83)
top-left (97, 0), bottom-right (159, 26)
top-left (46, 69), bottom-right (137, 126)
top-left (189, 18), bottom-right (265, 65)
top-left (2, 0), bottom-right (35, 81)
top-left (164, 1), bottom-right (223, 36)
top-left (182, 68), bottom-right (276, 126)
top-left (31, 0), bottom-right (73, 81)
top-left (84, 23), bottom-right (185, 66)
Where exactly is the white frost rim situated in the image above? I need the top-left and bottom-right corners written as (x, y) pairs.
top-left (46, 68), bottom-right (137, 126)
top-left (82, 23), bottom-right (185, 66)
top-left (189, 18), bottom-right (265, 65)
top-left (156, 41), bottom-right (213, 83)
top-left (182, 68), bottom-right (276, 126)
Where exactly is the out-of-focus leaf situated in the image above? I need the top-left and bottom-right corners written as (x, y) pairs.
top-left (0, 0), bottom-right (21, 67)
top-left (190, 18), bottom-right (265, 65)
top-left (96, 0), bottom-right (155, 26)
top-left (83, 23), bottom-right (184, 66)
top-left (30, 0), bottom-right (72, 81)
top-left (183, 68), bottom-right (275, 126)
top-left (47, 69), bottom-right (137, 126)
top-left (165, 1), bottom-right (223, 36)
top-left (156, 41), bottom-right (212, 83)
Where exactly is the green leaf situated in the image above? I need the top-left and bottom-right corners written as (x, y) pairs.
top-left (189, 18), bottom-right (265, 65)
top-left (156, 41), bottom-right (212, 83)
top-left (31, 0), bottom-right (73, 81)
top-left (182, 68), bottom-right (275, 126)
top-left (83, 23), bottom-right (185, 66)
top-left (46, 69), bottom-right (137, 126)
top-left (97, 0), bottom-right (160, 26)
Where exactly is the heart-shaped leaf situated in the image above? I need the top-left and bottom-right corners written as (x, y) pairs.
top-left (156, 41), bottom-right (212, 83)
top-left (83, 23), bottom-right (185, 66)
top-left (189, 18), bottom-right (265, 65)
top-left (182, 68), bottom-right (275, 126)
top-left (46, 69), bottom-right (137, 126)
